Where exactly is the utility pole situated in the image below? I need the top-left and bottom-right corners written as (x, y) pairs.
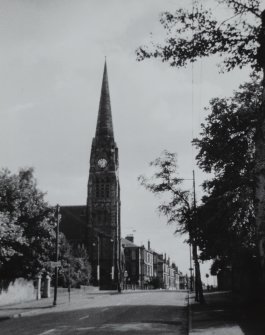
top-left (116, 237), bottom-right (122, 293)
top-left (192, 170), bottom-right (205, 304)
top-left (97, 235), bottom-right (100, 287)
top-left (189, 244), bottom-right (193, 292)
top-left (53, 204), bottom-right (60, 306)
top-left (116, 213), bottom-right (122, 293)
top-left (111, 239), bottom-right (114, 281)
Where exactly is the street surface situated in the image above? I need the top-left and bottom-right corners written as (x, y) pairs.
top-left (0, 291), bottom-right (188, 334)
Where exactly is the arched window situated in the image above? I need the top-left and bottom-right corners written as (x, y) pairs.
top-left (94, 178), bottom-right (111, 199)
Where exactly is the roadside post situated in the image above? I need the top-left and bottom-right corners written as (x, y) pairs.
top-left (68, 263), bottom-right (71, 303)
top-left (124, 270), bottom-right (128, 290)
top-left (36, 273), bottom-right (42, 300)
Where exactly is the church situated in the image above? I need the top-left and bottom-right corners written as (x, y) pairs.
top-left (60, 62), bottom-right (121, 290)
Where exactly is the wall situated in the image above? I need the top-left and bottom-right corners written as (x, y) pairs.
top-left (0, 278), bottom-right (35, 306)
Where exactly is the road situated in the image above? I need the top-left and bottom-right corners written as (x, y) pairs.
top-left (0, 291), bottom-right (188, 334)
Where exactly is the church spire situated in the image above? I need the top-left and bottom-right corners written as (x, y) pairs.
top-left (95, 61), bottom-right (114, 139)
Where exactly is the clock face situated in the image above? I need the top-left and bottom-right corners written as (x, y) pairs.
top-left (97, 158), bottom-right (108, 168)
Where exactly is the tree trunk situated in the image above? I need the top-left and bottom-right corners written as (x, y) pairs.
top-left (116, 257), bottom-right (122, 293)
top-left (192, 170), bottom-right (205, 303)
top-left (192, 241), bottom-right (205, 304)
top-left (256, 10), bottom-right (265, 295)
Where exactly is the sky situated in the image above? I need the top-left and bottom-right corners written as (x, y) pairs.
top-left (0, 0), bottom-right (262, 284)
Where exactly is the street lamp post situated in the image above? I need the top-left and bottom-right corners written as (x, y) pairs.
top-left (189, 267), bottom-right (194, 291)
top-left (53, 204), bottom-right (60, 306)
top-left (192, 170), bottom-right (205, 303)
top-left (110, 239), bottom-right (114, 281)
top-left (180, 171), bottom-right (204, 303)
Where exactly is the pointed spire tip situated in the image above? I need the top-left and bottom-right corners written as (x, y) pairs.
top-left (95, 61), bottom-right (114, 139)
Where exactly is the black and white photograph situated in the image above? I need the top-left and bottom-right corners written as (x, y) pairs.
top-left (0, 0), bottom-right (265, 334)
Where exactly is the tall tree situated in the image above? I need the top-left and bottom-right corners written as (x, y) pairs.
top-left (136, 0), bottom-right (265, 290)
top-left (0, 168), bottom-right (56, 283)
top-left (193, 76), bottom-right (261, 279)
top-left (139, 151), bottom-right (204, 303)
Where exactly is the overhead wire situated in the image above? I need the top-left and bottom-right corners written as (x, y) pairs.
top-left (198, 2), bottom-right (204, 140)
top-left (191, 0), bottom-right (196, 170)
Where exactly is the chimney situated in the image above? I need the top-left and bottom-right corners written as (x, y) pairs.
top-left (125, 234), bottom-right (134, 243)
top-left (148, 240), bottom-right (150, 250)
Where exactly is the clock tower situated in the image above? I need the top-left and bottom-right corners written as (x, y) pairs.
top-left (87, 62), bottom-right (121, 290)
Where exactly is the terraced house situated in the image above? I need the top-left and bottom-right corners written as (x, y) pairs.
top-left (122, 236), bottom-right (184, 290)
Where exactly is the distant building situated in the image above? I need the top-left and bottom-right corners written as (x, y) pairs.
top-left (140, 241), bottom-right (154, 288)
top-left (169, 263), bottom-right (175, 289)
top-left (172, 263), bottom-right (180, 290)
top-left (122, 236), bottom-right (154, 289)
top-left (121, 236), bottom-right (140, 288)
top-left (122, 237), bottom-right (184, 291)
top-left (179, 273), bottom-right (188, 290)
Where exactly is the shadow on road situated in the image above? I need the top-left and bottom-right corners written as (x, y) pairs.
top-left (191, 292), bottom-right (265, 335)
top-left (0, 304), bottom-right (188, 335)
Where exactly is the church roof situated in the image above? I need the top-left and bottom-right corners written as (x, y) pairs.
top-left (60, 205), bottom-right (87, 244)
top-left (95, 61), bottom-right (114, 139)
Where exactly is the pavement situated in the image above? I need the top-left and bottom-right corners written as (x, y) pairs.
top-left (189, 291), bottom-right (265, 335)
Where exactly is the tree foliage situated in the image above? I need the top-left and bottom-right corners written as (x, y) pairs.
top-left (58, 236), bottom-right (92, 288)
top-left (193, 75), bottom-right (262, 271)
top-left (136, 0), bottom-right (263, 71)
top-left (138, 151), bottom-right (193, 235)
top-left (0, 168), bottom-right (56, 280)
top-left (136, 0), bottom-right (265, 283)
top-left (139, 151), bottom-right (205, 302)
top-left (139, 75), bottom-right (262, 277)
